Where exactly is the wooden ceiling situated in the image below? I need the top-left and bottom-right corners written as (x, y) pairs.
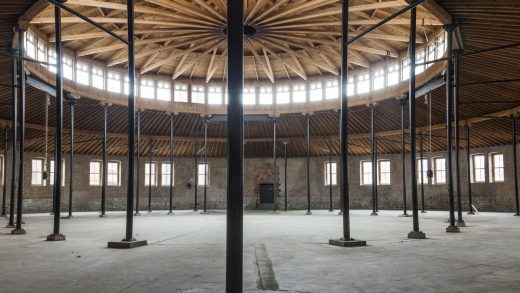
top-left (29, 0), bottom-right (442, 83)
top-left (0, 0), bottom-right (519, 158)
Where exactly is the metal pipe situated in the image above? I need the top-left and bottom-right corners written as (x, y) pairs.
top-left (226, 0), bottom-right (244, 290)
top-left (45, 0), bottom-right (129, 45)
top-left (370, 105), bottom-right (377, 216)
top-left (135, 110), bottom-right (140, 215)
top-left (328, 140), bottom-right (333, 212)
top-left (168, 115), bottom-right (174, 215)
top-left (67, 99), bottom-right (74, 218)
top-left (194, 143), bottom-right (198, 211)
top-left (466, 125), bottom-right (474, 214)
top-left (420, 134), bottom-right (425, 213)
top-left (100, 103), bottom-right (108, 217)
top-left (272, 118), bottom-right (277, 211)
top-left (203, 117), bottom-right (208, 213)
top-left (148, 140), bottom-right (153, 212)
top-left (513, 116), bottom-right (520, 216)
top-left (454, 53), bottom-right (464, 225)
top-left (14, 29), bottom-right (26, 234)
top-left (306, 113), bottom-right (311, 215)
top-left (1, 127), bottom-right (7, 216)
top-left (400, 99), bottom-right (408, 216)
top-left (124, 0), bottom-right (136, 242)
top-left (284, 142), bottom-right (288, 211)
top-left (445, 24), bottom-right (458, 232)
top-left (7, 52), bottom-right (17, 228)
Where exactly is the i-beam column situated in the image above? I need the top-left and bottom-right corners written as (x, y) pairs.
top-left (370, 105), bottom-right (377, 216)
top-left (202, 117), bottom-right (208, 214)
top-left (407, 2), bottom-right (426, 239)
top-left (12, 27), bottom-right (26, 235)
top-left (194, 143), bottom-right (198, 211)
top-left (328, 140), bottom-right (333, 212)
top-left (100, 102), bottom-right (108, 218)
top-left (445, 23), bottom-right (460, 233)
top-left (399, 98), bottom-right (409, 217)
top-left (1, 127), bottom-right (7, 217)
top-left (6, 53), bottom-right (17, 229)
top-left (135, 110), bottom-right (141, 216)
top-left (420, 133), bottom-right (425, 213)
top-left (466, 124), bottom-right (474, 214)
top-left (272, 117), bottom-right (277, 211)
top-left (168, 114), bottom-right (174, 215)
top-left (226, 1), bottom-right (244, 291)
top-left (284, 142), bottom-right (288, 211)
top-left (66, 98), bottom-right (75, 219)
top-left (513, 116), bottom-right (520, 216)
top-left (306, 113), bottom-right (312, 215)
top-left (329, 0), bottom-right (366, 247)
top-left (454, 52), bottom-right (465, 226)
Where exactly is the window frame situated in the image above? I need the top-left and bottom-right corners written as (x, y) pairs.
top-left (89, 160), bottom-right (102, 186)
top-left (433, 157), bottom-right (446, 184)
top-left (31, 158), bottom-right (46, 186)
top-left (144, 161), bottom-right (158, 187)
top-left (417, 158), bottom-right (429, 185)
top-left (489, 153), bottom-right (504, 183)
top-left (324, 161), bottom-right (337, 186)
top-left (377, 160), bottom-right (391, 185)
top-left (197, 163), bottom-right (209, 186)
top-left (107, 160), bottom-right (121, 186)
top-left (161, 162), bottom-right (174, 187)
top-left (49, 159), bottom-right (66, 186)
top-left (360, 161), bottom-right (372, 186)
top-left (471, 154), bottom-right (486, 183)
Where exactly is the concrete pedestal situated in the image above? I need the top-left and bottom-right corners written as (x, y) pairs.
top-left (329, 238), bottom-right (367, 247)
top-left (514, 214), bottom-right (519, 217)
top-left (134, 212), bottom-right (141, 216)
top-left (167, 212), bottom-right (174, 215)
top-left (99, 214), bottom-right (107, 218)
top-left (11, 228), bottom-right (26, 235)
top-left (107, 239), bottom-right (148, 249)
top-left (47, 234), bottom-right (66, 241)
top-left (370, 212), bottom-right (378, 216)
top-left (421, 211), bottom-right (427, 213)
top-left (467, 211), bottom-right (475, 215)
top-left (5, 224), bottom-right (15, 228)
top-left (61, 216), bottom-right (72, 220)
top-left (446, 225), bottom-right (460, 233)
top-left (399, 214), bottom-right (411, 217)
top-left (407, 231), bottom-right (426, 239)
top-left (305, 211), bottom-right (312, 215)
top-left (456, 220), bottom-right (466, 227)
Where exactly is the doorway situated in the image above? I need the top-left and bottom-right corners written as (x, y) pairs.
top-left (259, 184), bottom-right (274, 204)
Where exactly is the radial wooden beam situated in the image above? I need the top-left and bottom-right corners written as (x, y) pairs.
top-left (247, 40), bottom-right (275, 83)
top-left (173, 41), bottom-right (223, 79)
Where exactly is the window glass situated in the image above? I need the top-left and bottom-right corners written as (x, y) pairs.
top-left (76, 62), bottom-right (90, 86)
top-left (92, 67), bottom-right (104, 90)
top-left (357, 74), bottom-right (370, 94)
top-left (436, 36), bottom-right (445, 58)
top-left (427, 42), bottom-right (436, 67)
top-left (325, 80), bottom-right (339, 99)
top-left (124, 76), bottom-right (137, 95)
top-left (140, 79), bottom-right (155, 99)
top-left (243, 87), bottom-right (256, 105)
top-left (276, 86), bottom-right (290, 104)
top-left (378, 160), bottom-right (390, 185)
top-left (309, 82), bottom-right (323, 101)
top-left (325, 162), bottom-right (337, 186)
top-left (191, 85), bottom-right (205, 104)
top-left (402, 58), bottom-right (410, 81)
top-left (26, 32), bottom-right (36, 59)
top-left (361, 161), bottom-right (372, 185)
top-left (292, 84), bottom-right (306, 103)
top-left (174, 84), bottom-right (188, 102)
top-left (89, 161), bottom-right (102, 186)
top-left (258, 87), bottom-right (273, 105)
top-left (107, 161), bottom-right (120, 186)
top-left (161, 162), bottom-right (174, 186)
top-left (37, 40), bottom-right (47, 67)
top-left (31, 159), bottom-right (45, 185)
top-left (373, 69), bottom-right (385, 91)
top-left (63, 56), bottom-right (73, 80)
top-left (472, 154), bottom-right (486, 183)
top-left (416, 50), bottom-right (425, 74)
top-left (197, 163), bottom-right (209, 186)
top-left (417, 158), bottom-right (428, 184)
top-left (49, 160), bottom-right (65, 186)
top-left (208, 86), bottom-right (222, 105)
top-left (434, 158), bottom-right (446, 184)
top-left (387, 63), bottom-right (399, 86)
top-left (491, 154), bottom-right (504, 182)
top-left (144, 162), bottom-right (157, 186)
top-left (48, 49), bottom-right (57, 73)
top-left (107, 72), bottom-right (121, 93)
top-left (157, 81), bottom-right (171, 101)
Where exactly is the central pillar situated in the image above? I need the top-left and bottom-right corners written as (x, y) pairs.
top-left (65, 98), bottom-right (75, 219)
top-left (305, 113), bottom-right (312, 215)
top-left (453, 51), bottom-right (465, 226)
top-left (272, 117), bottom-right (277, 212)
top-left (284, 142), bottom-right (288, 211)
top-left (370, 104), bottom-right (378, 216)
top-left (201, 116), bottom-right (209, 214)
top-left (168, 114), bottom-right (174, 215)
top-left (399, 98), bottom-right (410, 217)
top-left (100, 102), bottom-right (109, 217)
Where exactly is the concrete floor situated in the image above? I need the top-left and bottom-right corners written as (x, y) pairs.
top-left (1, 209), bottom-right (519, 293)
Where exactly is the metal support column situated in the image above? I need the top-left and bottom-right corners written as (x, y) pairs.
top-left (328, 140), bottom-right (333, 212)
top-left (226, 1), bottom-right (244, 290)
top-left (400, 99), bottom-right (409, 217)
top-left (284, 142), bottom-right (288, 211)
top-left (329, 0), bottom-right (366, 247)
top-left (148, 140), bottom-right (153, 212)
top-left (407, 4), bottom-right (426, 239)
top-left (13, 28), bottom-right (26, 235)
top-left (513, 116), bottom-right (520, 216)
top-left (2, 127), bottom-right (7, 217)
top-left (375, 138), bottom-right (379, 212)
top-left (66, 98), bottom-right (75, 219)
top-left (454, 53), bottom-right (465, 226)
top-left (100, 103), bottom-right (108, 217)
top-left (445, 23), bottom-right (459, 233)
top-left (202, 117), bottom-right (208, 214)
top-left (272, 117), bottom-right (277, 211)
top-left (466, 125), bottom-right (474, 214)
top-left (168, 115), bottom-right (174, 215)
top-left (306, 113), bottom-right (312, 215)
top-left (370, 105), bottom-right (378, 216)
top-left (6, 53), bottom-right (17, 229)
top-left (420, 134), bottom-right (425, 213)
top-left (194, 144), bottom-right (198, 211)
top-left (135, 110), bottom-right (141, 216)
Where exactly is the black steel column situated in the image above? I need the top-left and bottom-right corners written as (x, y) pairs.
top-left (407, 4), bottom-right (426, 239)
top-left (466, 124), bottom-right (474, 214)
top-left (135, 110), bottom-right (141, 215)
top-left (284, 142), bottom-right (288, 211)
top-left (100, 103), bottom-right (108, 217)
top-left (513, 116), bottom-right (520, 216)
top-left (2, 127), bottom-right (7, 217)
top-left (454, 53), bottom-right (464, 226)
top-left (203, 117), bottom-right (208, 214)
top-left (67, 99), bottom-right (75, 218)
top-left (272, 117), bottom-right (277, 211)
top-left (420, 134), bottom-right (425, 213)
top-left (445, 24), bottom-right (459, 232)
top-left (168, 114), bottom-right (174, 215)
top-left (148, 140), bottom-right (153, 212)
top-left (194, 143), bottom-right (198, 211)
top-left (47, 6), bottom-right (64, 239)
top-left (400, 99), bottom-right (409, 216)
top-left (13, 28), bottom-right (26, 235)
top-left (370, 105), bottom-right (377, 216)
top-left (226, 0), bottom-right (244, 290)
top-left (328, 140), bottom-right (333, 212)
top-left (7, 53), bottom-right (17, 228)
top-left (375, 138), bottom-right (379, 212)
top-left (329, 0), bottom-right (365, 247)
top-left (306, 113), bottom-right (312, 215)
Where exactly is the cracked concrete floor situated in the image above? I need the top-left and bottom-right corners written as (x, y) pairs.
top-left (1, 209), bottom-right (519, 292)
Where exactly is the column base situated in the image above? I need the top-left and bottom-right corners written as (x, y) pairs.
top-left (47, 233), bottom-right (66, 241)
top-left (11, 228), bottom-right (26, 235)
top-left (421, 211), bottom-right (427, 213)
top-left (407, 231), bottom-right (426, 239)
top-left (514, 213), bottom-right (520, 217)
top-left (5, 224), bottom-right (15, 228)
top-left (370, 212), bottom-right (378, 216)
top-left (329, 238), bottom-right (366, 247)
top-left (167, 212), bottom-right (174, 215)
top-left (399, 213), bottom-right (411, 217)
top-left (467, 211), bottom-right (475, 215)
top-left (134, 212), bottom-right (141, 216)
top-left (107, 239), bottom-right (148, 249)
top-left (200, 211), bottom-right (210, 215)
top-left (328, 209), bottom-right (334, 212)
top-left (99, 214), bottom-right (107, 218)
top-left (456, 220), bottom-right (466, 227)
top-left (147, 210), bottom-right (152, 213)
top-left (305, 211), bottom-right (312, 215)
top-left (61, 216), bottom-right (72, 220)
top-left (446, 225), bottom-right (460, 233)
top-left (338, 211), bottom-right (343, 215)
